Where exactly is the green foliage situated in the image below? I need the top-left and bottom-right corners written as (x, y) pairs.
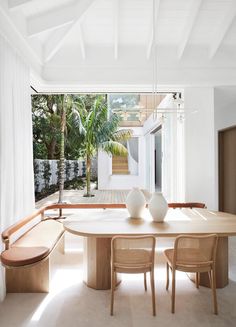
top-left (32, 93), bottom-right (132, 197)
top-left (65, 161), bottom-right (71, 180)
top-left (32, 95), bottom-right (61, 159)
top-left (35, 177), bottom-right (86, 202)
top-left (32, 94), bottom-right (85, 160)
top-left (71, 95), bottom-right (132, 195)
top-left (33, 161), bottom-right (40, 193)
top-left (64, 177), bottom-right (85, 190)
top-left (72, 95), bottom-right (132, 159)
top-left (43, 161), bottom-right (51, 189)
top-left (74, 161), bottom-right (79, 178)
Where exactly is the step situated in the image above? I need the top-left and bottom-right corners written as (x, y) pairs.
top-left (112, 170), bottom-right (130, 175)
top-left (112, 163), bottom-right (129, 168)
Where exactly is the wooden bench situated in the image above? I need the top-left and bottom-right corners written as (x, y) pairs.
top-left (168, 202), bottom-right (206, 209)
top-left (1, 203), bottom-right (125, 293)
top-left (1, 207), bottom-right (65, 293)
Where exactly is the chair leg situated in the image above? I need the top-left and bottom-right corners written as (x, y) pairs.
top-left (196, 272), bottom-right (200, 289)
top-left (144, 272), bottom-right (147, 291)
top-left (166, 262), bottom-right (169, 290)
top-left (211, 269), bottom-right (218, 315)
top-left (171, 269), bottom-right (176, 313)
top-left (208, 271), bottom-right (212, 288)
top-left (150, 269), bottom-right (156, 316)
top-left (110, 270), bottom-right (115, 316)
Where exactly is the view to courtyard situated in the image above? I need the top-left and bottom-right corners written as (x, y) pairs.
top-left (33, 92), bottom-right (179, 204)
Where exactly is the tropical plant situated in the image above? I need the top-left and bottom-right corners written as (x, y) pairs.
top-left (72, 95), bottom-right (132, 196)
top-left (58, 94), bottom-right (67, 204)
top-left (32, 94), bottom-right (84, 160)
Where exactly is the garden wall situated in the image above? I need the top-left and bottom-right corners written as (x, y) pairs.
top-left (34, 158), bottom-right (97, 192)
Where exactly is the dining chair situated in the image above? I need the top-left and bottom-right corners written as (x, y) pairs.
top-left (168, 202), bottom-right (206, 209)
top-left (110, 235), bottom-right (156, 316)
top-left (164, 234), bottom-right (218, 314)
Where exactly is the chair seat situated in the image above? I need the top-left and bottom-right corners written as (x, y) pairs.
top-left (164, 248), bottom-right (212, 272)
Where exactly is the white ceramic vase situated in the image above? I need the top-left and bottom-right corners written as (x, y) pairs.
top-left (126, 187), bottom-right (146, 218)
top-left (149, 192), bottom-right (168, 222)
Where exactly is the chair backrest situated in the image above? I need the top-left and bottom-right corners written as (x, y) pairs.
top-left (172, 234), bottom-right (218, 268)
top-left (111, 236), bottom-right (156, 268)
top-left (168, 202), bottom-right (206, 209)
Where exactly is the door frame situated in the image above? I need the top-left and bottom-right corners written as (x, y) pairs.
top-left (218, 125), bottom-right (236, 212)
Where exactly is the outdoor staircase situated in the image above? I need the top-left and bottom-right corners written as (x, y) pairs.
top-left (112, 155), bottom-right (130, 175)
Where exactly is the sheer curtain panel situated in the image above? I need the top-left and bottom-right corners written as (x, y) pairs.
top-left (0, 34), bottom-right (35, 301)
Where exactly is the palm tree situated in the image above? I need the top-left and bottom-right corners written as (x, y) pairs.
top-left (72, 95), bottom-right (132, 197)
top-left (58, 94), bottom-right (67, 205)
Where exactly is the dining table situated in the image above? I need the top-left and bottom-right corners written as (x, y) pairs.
top-left (63, 207), bottom-right (236, 290)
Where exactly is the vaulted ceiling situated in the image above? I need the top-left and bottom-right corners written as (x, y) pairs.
top-left (1, 0), bottom-right (236, 91)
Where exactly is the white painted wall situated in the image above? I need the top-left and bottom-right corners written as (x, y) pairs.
top-left (214, 86), bottom-right (236, 209)
top-left (184, 87), bottom-right (216, 210)
top-left (98, 127), bottom-right (146, 190)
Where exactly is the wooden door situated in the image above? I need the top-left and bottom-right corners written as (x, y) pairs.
top-left (219, 126), bottom-right (236, 214)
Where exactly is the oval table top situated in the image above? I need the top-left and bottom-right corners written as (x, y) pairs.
top-left (63, 208), bottom-right (236, 238)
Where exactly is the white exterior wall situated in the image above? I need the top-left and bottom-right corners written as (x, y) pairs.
top-left (98, 127), bottom-right (146, 190)
top-left (143, 94), bottom-right (185, 201)
top-left (143, 113), bottom-right (161, 193)
top-left (184, 87), bottom-right (216, 210)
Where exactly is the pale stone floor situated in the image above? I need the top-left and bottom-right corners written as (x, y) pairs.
top-left (1, 192), bottom-right (236, 326)
top-left (0, 234), bottom-right (236, 327)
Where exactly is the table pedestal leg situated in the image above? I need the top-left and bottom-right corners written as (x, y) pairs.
top-left (83, 237), bottom-right (120, 290)
top-left (189, 236), bottom-right (228, 288)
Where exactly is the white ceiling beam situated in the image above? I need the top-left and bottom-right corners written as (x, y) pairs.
top-left (209, 2), bottom-right (236, 59)
top-left (27, 4), bottom-right (75, 37)
top-left (177, 0), bottom-right (202, 59)
top-left (44, 0), bottom-right (96, 62)
top-left (0, 4), bottom-right (42, 74)
top-left (8, 0), bottom-right (32, 10)
top-left (146, 0), bottom-right (160, 60)
top-left (78, 23), bottom-right (86, 60)
top-left (114, 0), bottom-right (119, 60)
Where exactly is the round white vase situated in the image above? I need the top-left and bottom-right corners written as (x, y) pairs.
top-left (149, 192), bottom-right (168, 222)
top-left (126, 187), bottom-right (146, 218)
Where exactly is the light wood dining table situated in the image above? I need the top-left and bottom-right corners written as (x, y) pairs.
top-left (63, 207), bottom-right (236, 290)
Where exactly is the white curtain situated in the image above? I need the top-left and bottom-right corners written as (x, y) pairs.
top-left (0, 35), bottom-right (35, 301)
top-left (161, 95), bottom-right (185, 202)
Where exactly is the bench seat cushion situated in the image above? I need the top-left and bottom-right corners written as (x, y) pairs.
top-left (1, 247), bottom-right (50, 267)
top-left (1, 220), bottom-right (64, 267)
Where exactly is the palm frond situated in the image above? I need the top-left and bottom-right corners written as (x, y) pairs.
top-left (112, 129), bottom-right (133, 142)
top-left (71, 108), bottom-right (86, 136)
top-left (100, 141), bottom-right (128, 156)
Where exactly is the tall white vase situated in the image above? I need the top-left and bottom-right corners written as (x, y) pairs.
top-left (126, 187), bottom-right (146, 218)
top-left (149, 192), bottom-right (168, 222)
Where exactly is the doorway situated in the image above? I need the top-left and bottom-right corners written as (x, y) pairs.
top-left (219, 126), bottom-right (236, 214)
top-left (154, 127), bottom-right (162, 191)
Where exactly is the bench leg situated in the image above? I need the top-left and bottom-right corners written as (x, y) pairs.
top-left (57, 234), bottom-right (65, 254)
top-left (6, 259), bottom-right (49, 293)
top-left (5, 234), bottom-right (65, 293)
